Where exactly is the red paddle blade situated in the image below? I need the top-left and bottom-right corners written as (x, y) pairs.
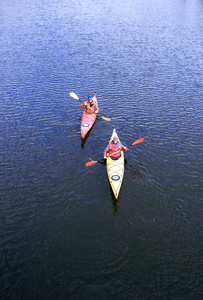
top-left (132, 138), bottom-right (145, 146)
top-left (85, 160), bottom-right (98, 167)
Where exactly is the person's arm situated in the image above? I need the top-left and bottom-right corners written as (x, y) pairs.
top-left (103, 145), bottom-right (109, 159)
top-left (80, 102), bottom-right (87, 108)
top-left (121, 144), bottom-right (128, 151)
top-left (94, 102), bottom-right (99, 114)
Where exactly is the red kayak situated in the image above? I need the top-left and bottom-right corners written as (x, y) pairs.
top-left (81, 93), bottom-right (98, 139)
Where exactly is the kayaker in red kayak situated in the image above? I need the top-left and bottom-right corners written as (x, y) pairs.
top-left (103, 136), bottom-right (128, 160)
top-left (80, 95), bottom-right (99, 114)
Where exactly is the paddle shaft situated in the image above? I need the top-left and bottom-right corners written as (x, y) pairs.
top-left (105, 138), bottom-right (144, 158)
top-left (69, 92), bottom-right (110, 121)
top-left (104, 138), bottom-right (144, 158)
top-left (86, 138), bottom-right (144, 166)
top-left (106, 149), bottom-right (122, 158)
top-left (97, 150), bottom-right (121, 164)
top-left (81, 100), bottom-right (98, 114)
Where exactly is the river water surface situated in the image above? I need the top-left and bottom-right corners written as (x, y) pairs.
top-left (1, 0), bottom-right (203, 299)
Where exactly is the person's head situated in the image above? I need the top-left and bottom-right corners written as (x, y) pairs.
top-left (88, 95), bottom-right (93, 103)
top-left (113, 136), bottom-right (118, 144)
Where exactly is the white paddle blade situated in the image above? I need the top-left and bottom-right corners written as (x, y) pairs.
top-left (69, 92), bottom-right (79, 100)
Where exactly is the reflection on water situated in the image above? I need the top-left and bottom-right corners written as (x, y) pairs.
top-left (128, 164), bottom-right (144, 181)
top-left (112, 196), bottom-right (119, 214)
top-left (81, 124), bottom-right (95, 148)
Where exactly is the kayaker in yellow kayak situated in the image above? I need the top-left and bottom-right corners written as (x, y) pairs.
top-left (80, 95), bottom-right (99, 114)
top-left (103, 136), bottom-right (127, 160)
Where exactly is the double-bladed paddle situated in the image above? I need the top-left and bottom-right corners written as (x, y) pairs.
top-left (69, 92), bottom-right (111, 121)
top-left (85, 138), bottom-right (145, 167)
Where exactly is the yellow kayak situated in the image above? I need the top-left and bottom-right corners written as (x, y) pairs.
top-left (106, 129), bottom-right (125, 199)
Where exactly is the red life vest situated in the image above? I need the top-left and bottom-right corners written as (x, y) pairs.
top-left (108, 142), bottom-right (122, 158)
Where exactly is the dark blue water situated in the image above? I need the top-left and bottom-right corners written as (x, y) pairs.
top-left (1, 0), bottom-right (203, 299)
